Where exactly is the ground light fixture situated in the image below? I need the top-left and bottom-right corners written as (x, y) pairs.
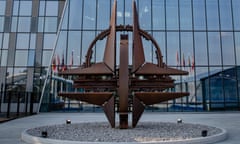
top-left (66, 119), bottom-right (71, 124)
top-left (202, 130), bottom-right (208, 137)
top-left (177, 118), bottom-right (183, 123)
top-left (41, 131), bottom-right (47, 138)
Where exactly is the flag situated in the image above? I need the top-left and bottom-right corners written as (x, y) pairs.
top-left (182, 53), bottom-right (185, 68)
top-left (69, 51), bottom-right (74, 68)
top-left (51, 55), bottom-right (57, 72)
top-left (61, 53), bottom-right (67, 71)
top-left (191, 55), bottom-right (195, 71)
top-left (188, 55), bottom-right (191, 72)
top-left (176, 50), bottom-right (179, 66)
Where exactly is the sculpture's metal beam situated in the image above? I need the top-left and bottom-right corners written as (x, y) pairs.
top-left (118, 34), bottom-right (129, 129)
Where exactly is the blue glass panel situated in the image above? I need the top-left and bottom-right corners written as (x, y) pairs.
top-left (153, 32), bottom-right (166, 63)
top-left (46, 1), bottom-right (58, 16)
top-left (28, 50), bottom-right (35, 66)
top-left (222, 32), bottom-right (235, 65)
top-left (234, 32), bottom-right (240, 65)
top-left (166, 0), bottom-right (179, 30)
top-left (67, 31), bottom-right (81, 66)
top-left (181, 32), bottom-right (193, 71)
top-left (193, 0), bottom-right (206, 30)
top-left (15, 50), bottom-right (28, 66)
top-left (206, 0), bottom-right (219, 30)
top-left (16, 34), bottom-right (29, 49)
top-left (0, 17), bottom-right (4, 32)
top-left (13, 1), bottom-right (19, 16)
top-left (19, 1), bottom-right (32, 16)
top-left (0, 1), bottom-right (6, 15)
top-left (1, 50), bottom-right (7, 66)
top-left (152, 0), bottom-right (165, 30)
top-left (97, 0), bottom-right (110, 29)
top-left (83, 0), bottom-right (96, 29)
top-left (39, 1), bottom-right (45, 16)
top-left (69, 0), bottom-right (82, 29)
top-left (44, 17), bottom-right (58, 32)
top-left (194, 32), bottom-right (208, 65)
top-left (117, 0), bottom-right (124, 25)
top-left (11, 17), bottom-right (17, 32)
top-left (81, 31), bottom-right (95, 65)
top-left (167, 32), bottom-right (179, 66)
top-left (42, 50), bottom-right (53, 67)
top-left (44, 34), bottom-right (56, 49)
top-left (139, 0), bottom-right (151, 29)
top-left (232, 0), bottom-right (240, 30)
top-left (124, 0), bottom-right (132, 26)
top-left (208, 32), bottom-right (221, 65)
top-left (180, 0), bottom-right (192, 30)
top-left (18, 17), bottom-right (31, 32)
top-left (219, 0), bottom-right (233, 30)
top-left (3, 33), bottom-right (9, 49)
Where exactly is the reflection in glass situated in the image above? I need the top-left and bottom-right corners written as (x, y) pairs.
top-left (167, 32), bottom-right (179, 66)
top-left (46, 1), bottom-right (58, 16)
top-left (28, 50), bottom-right (35, 66)
top-left (69, 0), bottom-right (82, 29)
top-left (67, 31), bottom-right (81, 66)
top-left (3, 33), bottom-right (9, 49)
top-left (193, 0), bottom-right (206, 30)
top-left (16, 34), bottom-right (29, 49)
top-left (166, 0), bottom-right (179, 30)
top-left (232, 0), bottom-right (240, 30)
top-left (15, 50), bottom-right (28, 66)
top-left (82, 31), bottom-right (95, 65)
top-left (44, 17), bottom-right (58, 32)
top-left (235, 32), bottom-right (240, 65)
top-left (221, 32), bottom-right (235, 65)
top-left (97, 0), bottom-right (110, 30)
top-left (181, 32), bottom-right (193, 71)
top-left (180, 0), bottom-right (192, 30)
top-left (1, 50), bottom-right (8, 66)
top-left (44, 34), bottom-right (57, 49)
top-left (0, 17), bottom-right (4, 32)
top-left (83, 0), bottom-right (96, 29)
top-left (0, 1), bottom-right (6, 15)
top-left (139, 0), bottom-right (151, 29)
top-left (153, 32), bottom-right (166, 63)
top-left (208, 32), bottom-right (221, 65)
top-left (18, 17), bottom-right (31, 32)
top-left (194, 32), bottom-right (208, 65)
top-left (42, 50), bottom-right (52, 67)
top-left (11, 17), bottom-right (18, 32)
top-left (19, 1), bottom-right (32, 16)
top-left (219, 0), bottom-right (232, 30)
top-left (206, 0), bottom-right (219, 30)
top-left (152, 0), bottom-right (165, 30)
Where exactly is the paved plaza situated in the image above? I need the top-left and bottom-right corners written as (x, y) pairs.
top-left (0, 112), bottom-right (239, 144)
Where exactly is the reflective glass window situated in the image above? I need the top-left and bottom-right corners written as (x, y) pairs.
top-left (0, 33), bottom-right (2, 47)
top-left (139, 0), bottom-right (151, 30)
top-left (221, 32), bottom-right (235, 65)
top-left (181, 32), bottom-right (193, 70)
top-left (152, 0), bottom-right (165, 30)
top-left (83, 0), bottom-right (96, 29)
top-left (166, 0), bottom-right (179, 30)
top-left (0, 17), bottom-right (4, 32)
top-left (44, 34), bottom-right (56, 49)
top-left (0, 1), bottom-right (6, 15)
top-left (39, 1), bottom-right (45, 16)
top-left (208, 32), bottom-right (221, 65)
top-left (219, 0), bottom-right (233, 30)
top-left (69, 0), bottom-right (82, 29)
top-left (206, 0), bottom-right (219, 30)
top-left (81, 31), bottom-right (95, 65)
top-left (44, 17), bottom-right (58, 32)
top-left (153, 32), bottom-right (166, 63)
top-left (117, 0), bottom-right (124, 25)
top-left (3, 33), bottom-right (9, 49)
top-left (16, 34), bottom-right (29, 49)
top-left (95, 35), bottom-right (106, 63)
top-left (194, 32), bottom-right (208, 65)
top-left (46, 1), bottom-right (58, 16)
top-left (28, 50), bottom-right (35, 66)
top-left (13, 1), bottom-right (19, 16)
top-left (15, 50), bottom-right (28, 66)
top-left (124, 0), bottom-right (132, 26)
top-left (67, 31), bottom-right (81, 66)
top-left (97, 0), bottom-right (110, 29)
top-left (1, 50), bottom-right (7, 66)
top-left (167, 32), bottom-right (179, 66)
top-left (30, 34), bottom-right (36, 49)
top-left (38, 17), bottom-right (44, 32)
top-left (61, 1), bottom-right (68, 30)
top-left (18, 17), bottom-right (31, 32)
top-left (11, 17), bottom-right (18, 32)
top-left (193, 0), bottom-right (206, 30)
top-left (19, 1), bottom-right (32, 16)
top-left (235, 32), bottom-right (240, 65)
top-left (180, 0), bottom-right (192, 30)
top-left (42, 50), bottom-right (52, 66)
top-left (232, 0), bottom-right (240, 30)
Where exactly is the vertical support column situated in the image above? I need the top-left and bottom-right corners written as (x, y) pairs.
top-left (119, 34), bottom-right (129, 129)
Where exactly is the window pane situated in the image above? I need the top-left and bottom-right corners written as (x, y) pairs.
top-left (1, 50), bottom-right (8, 66)
top-left (0, 1), bottom-right (6, 15)
top-left (180, 0), bottom-right (192, 30)
top-left (152, 0), bottom-right (165, 30)
top-left (166, 0), bottom-right (179, 30)
top-left (46, 1), bottom-right (58, 16)
top-left (208, 32), bottom-right (221, 65)
top-left (28, 50), bottom-right (35, 66)
top-left (139, 0), bottom-right (151, 29)
top-left (15, 50), bottom-right (28, 66)
top-left (232, 0), bottom-right (240, 30)
top-left (19, 1), bottom-right (32, 16)
top-left (69, 0), bottom-right (82, 29)
top-left (235, 32), bottom-right (240, 65)
top-left (81, 31), bottom-right (95, 65)
top-left (44, 34), bottom-right (56, 49)
top-left (193, 0), bottom-right (206, 30)
top-left (16, 34), bottom-right (29, 49)
top-left (3, 33), bottom-right (9, 49)
top-left (97, 0), bottom-right (110, 29)
top-left (11, 17), bottom-right (17, 32)
top-left (0, 17), bottom-right (4, 32)
top-left (39, 1), bottom-right (45, 16)
top-left (167, 32), bottom-right (179, 66)
top-left (124, 0), bottom-right (132, 26)
top-left (222, 32), bottom-right (235, 65)
top-left (219, 0), bottom-right (233, 30)
top-left (30, 34), bottom-right (36, 49)
top-left (206, 0), bottom-right (219, 30)
top-left (18, 17), bottom-right (31, 32)
top-left (13, 1), bottom-right (19, 16)
top-left (38, 17), bottom-right (44, 32)
top-left (194, 32), bottom-right (208, 65)
top-left (44, 17), bottom-right (58, 32)
top-left (83, 0), bottom-right (96, 29)
top-left (42, 50), bottom-right (52, 67)
top-left (181, 32), bottom-right (193, 71)
top-left (153, 32), bottom-right (166, 63)
top-left (67, 31), bottom-right (81, 66)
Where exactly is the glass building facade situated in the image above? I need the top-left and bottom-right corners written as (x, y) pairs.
top-left (0, 0), bottom-right (240, 113)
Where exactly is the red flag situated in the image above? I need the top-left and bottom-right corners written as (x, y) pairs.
top-left (191, 55), bottom-right (195, 71)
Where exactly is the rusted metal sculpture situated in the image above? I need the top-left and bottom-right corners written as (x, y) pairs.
top-left (59, 0), bottom-right (189, 129)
